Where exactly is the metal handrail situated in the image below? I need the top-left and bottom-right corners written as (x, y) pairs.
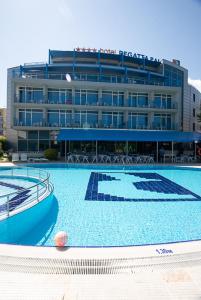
top-left (0, 166), bottom-right (51, 218)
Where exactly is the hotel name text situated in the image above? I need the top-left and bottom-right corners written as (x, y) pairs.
top-left (74, 47), bottom-right (160, 62)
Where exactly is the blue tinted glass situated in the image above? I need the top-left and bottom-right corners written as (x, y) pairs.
top-left (66, 113), bottom-right (71, 124)
top-left (48, 112), bottom-right (59, 125)
top-left (87, 113), bottom-right (98, 126)
top-left (87, 93), bottom-right (98, 105)
top-left (48, 91), bottom-right (59, 103)
top-left (26, 112), bottom-right (31, 126)
top-left (75, 92), bottom-right (80, 105)
top-left (154, 96), bottom-right (161, 108)
top-left (167, 116), bottom-right (171, 129)
top-left (153, 116), bottom-right (161, 128)
top-left (138, 115), bottom-right (147, 127)
top-left (60, 92), bottom-right (65, 104)
top-left (102, 113), bottom-right (112, 127)
top-left (138, 95), bottom-right (147, 107)
top-left (33, 90), bottom-right (43, 102)
top-left (74, 113), bottom-right (80, 125)
top-left (81, 93), bottom-right (87, 105)
top-left (19, 90), bottom-right (26, 103)
top-left (102, 93), bottom-right (112, 105)
top-left (60, 114), bottom-right (65, 126)
top-left (119, 94), bottom-right (124, 106)
top-left (19, 111), bottom-right (26, 125)
top-left (32, 112), bottom-right (43, 125)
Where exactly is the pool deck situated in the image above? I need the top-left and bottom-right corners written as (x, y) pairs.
top-left (1, 162), bottom-right (201, 299)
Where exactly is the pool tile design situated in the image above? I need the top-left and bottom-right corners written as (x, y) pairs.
top-left (85, 172), bottom-right (201, 202)
top-left (0, 181), bottom-right (30, 213)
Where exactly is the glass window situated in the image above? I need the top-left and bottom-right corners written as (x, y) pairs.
top-left (18, 140), bottom-right (27, 151)
top-left (48, 89), bottom-right (59, 104)
top-left (138, 93), bottom-right (148, 107)
top-left (128, 93), bottom-right (137, 107)
top-left (28, 131), bottom-right (38, 139)
top-left (19, 110), bottom-right (26, 125)
top-left (154, 95), bottom-right (161, 108)
top-left (19, 89), bottom-right (26, 103)
top-left (39, 140), bottom-right (50, 151)
top-left (32, 111), bottom-right (43, 125)
top-left (87, 112), bottom-right (98, 127)
top-left (167, 96), bottom-right (172, 109)
top-left (39, 131), bottom-right (49, 139)
top-left (75, 91), bottom-right (80, 105)
top-left (28, 140), bottom-right (38, 151)
top-left (48, 111), bottom-right (59, 126)
top-left (87, 91), bottom-right (98, 105)
top-left (81, 92), bottom-right (87, 105)
top-left (102, 92), bottom-right (112, 106)
top-left (102, 112), bottom-right (112, 128)
top-left (118, 93), bottom-right (124, 106)
top-left (137, 114), bottom-right (147, 128)
top-left (32, 89), bottom-right (43, 103)
top-left (167, 116), bottom-right (171, 129)
top-left (74, 112), bottom-right (81, 126)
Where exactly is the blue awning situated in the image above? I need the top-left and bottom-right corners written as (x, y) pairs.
top-left (57, 129), bottom-right (201, 142)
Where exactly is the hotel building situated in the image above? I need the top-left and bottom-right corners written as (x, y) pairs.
top-left (6, 49), bottom-right (201, 157)
top-left (0, 108), bottom-right (6, 136)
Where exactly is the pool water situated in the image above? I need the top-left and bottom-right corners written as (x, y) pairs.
top-left (13, 165), bottom-right (201, 247)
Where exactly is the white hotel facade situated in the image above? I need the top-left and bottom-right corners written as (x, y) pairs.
top-left (6, 49), bottom-right (201, 157)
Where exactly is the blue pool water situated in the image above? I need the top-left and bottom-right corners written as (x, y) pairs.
top-left (2, 165), bottom-right (201, 247)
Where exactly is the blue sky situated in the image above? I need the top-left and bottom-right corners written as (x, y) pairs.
top-left (0, 0), bottom-right (201, 107)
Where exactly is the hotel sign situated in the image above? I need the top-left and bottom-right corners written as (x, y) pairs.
top-left (74, 47), bottom-right (160, 63)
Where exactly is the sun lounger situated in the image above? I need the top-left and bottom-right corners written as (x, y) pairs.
top-left (20, 153), bottom-right (28, 162)
top-left (12, 153), bottom-right (19, 162)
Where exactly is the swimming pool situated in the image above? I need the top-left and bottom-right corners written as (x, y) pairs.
top-left (1, 165), bottom-right (201, 247)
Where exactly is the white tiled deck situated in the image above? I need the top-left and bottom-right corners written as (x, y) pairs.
top-left (1, 241), bottom-right (201, 299)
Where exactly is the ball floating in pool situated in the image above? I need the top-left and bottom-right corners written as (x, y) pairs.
top-left (54, 231), bottom-right (68, 247)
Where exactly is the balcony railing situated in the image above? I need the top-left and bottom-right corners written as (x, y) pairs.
top-left (13, 72), bottom-right (165, 86)
top-left (14, 96), bottom-right (178, 109)
top-left (14, 119), bottom-right (178, 131)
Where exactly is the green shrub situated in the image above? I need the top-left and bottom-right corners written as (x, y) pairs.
top-left (0, 136), bottom-right (9, 151)
top-left (44, 148), bottom-right (58, 160)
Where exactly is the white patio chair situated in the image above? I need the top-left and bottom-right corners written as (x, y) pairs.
top-left (126, 156), bottom-right (133, 164)
top-left (119, 155), bottom-right (126, 164)
top-left (82, 155), bottom-right (89, 163)
top-left (12, 153), bottom-right (19, 162)
top-left (104, 155), bottom-right (111, 163)
top-left (92, 155), bottom-right (98, 163)
top-left (146, 156), bottom-right (154, 163)
top-left (67, 155), bottom-right (74, 163)
top-left (112, 155), bottom-right (119, 163)
top-left (135, 156), bottom-right (142, 164)
top-left (74, 154), bottom-right (81, 163)
top-left (20, 153), bottom-right (28, 162)
top-left (99, 155), bottom-right (105, 163)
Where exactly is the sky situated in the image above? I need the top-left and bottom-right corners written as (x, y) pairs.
top-left (0, 0), bottom-right (201, 107)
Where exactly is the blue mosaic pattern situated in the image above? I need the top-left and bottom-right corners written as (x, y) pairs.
top-left (85, 172), bottom-right (201, 202)
top-left (130, 173), bottom-right (200, 198)
top-left (0, 181), bottom-right (30, 213)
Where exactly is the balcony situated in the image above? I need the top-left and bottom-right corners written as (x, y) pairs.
top-left (13, 72), bottom-right (165, 86)
top-left (14, 119), bottom-right (178, 131)
top-left (14, 96), bottom-right (178, 110)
